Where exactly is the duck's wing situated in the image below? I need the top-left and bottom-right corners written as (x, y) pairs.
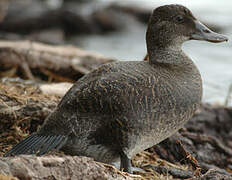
top-left (4, 133), bottom-right (68, 156)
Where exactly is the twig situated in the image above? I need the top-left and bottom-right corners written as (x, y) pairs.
top-left (225, 83), bottom-right (232, 107)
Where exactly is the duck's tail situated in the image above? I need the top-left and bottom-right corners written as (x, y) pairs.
top-left (4, 133), bottom-right (68, 157)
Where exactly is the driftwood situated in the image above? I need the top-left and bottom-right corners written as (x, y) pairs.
top-left (0, 40), bottom-right (115, 81)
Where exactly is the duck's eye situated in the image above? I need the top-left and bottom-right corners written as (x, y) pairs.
top-left (175, 15), bottom-right (184, 23)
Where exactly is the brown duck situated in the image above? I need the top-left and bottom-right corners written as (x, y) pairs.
top-left (5, 4), bottom-right (228, 173)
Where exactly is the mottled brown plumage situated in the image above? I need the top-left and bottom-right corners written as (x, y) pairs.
top-left (5, 4), bottom-right (228, 173)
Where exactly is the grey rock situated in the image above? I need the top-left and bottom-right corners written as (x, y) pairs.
top-left (0, 155), bottom-right (131, 180)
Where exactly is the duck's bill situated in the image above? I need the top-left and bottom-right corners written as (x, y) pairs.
top-left (190, 21), bottom-right (228, 43)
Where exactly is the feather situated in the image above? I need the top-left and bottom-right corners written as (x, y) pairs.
top-left (4, 133), bottom-right (68, 157)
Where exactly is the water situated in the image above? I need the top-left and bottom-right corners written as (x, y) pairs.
top-left (73, 0), bottom-right (232, 105)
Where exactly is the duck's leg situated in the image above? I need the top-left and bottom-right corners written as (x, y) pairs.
top-left (120, 151), bottom-right (132, 173)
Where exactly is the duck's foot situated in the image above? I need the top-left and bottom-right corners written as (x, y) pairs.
top-left (120, 151), bottom-right (132, 173)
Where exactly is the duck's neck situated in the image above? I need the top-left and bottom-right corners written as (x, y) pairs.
top-left (146, 24), bottom-right (188, 65)
top-left (147, 46), bottom-right (187, 65)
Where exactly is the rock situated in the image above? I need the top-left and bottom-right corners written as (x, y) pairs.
top-left (109, 4), bottom-right (151, 24)
top-left (91, 8), bottom-right (124, 32)
top-left (61, 8), bottom-right (95, 35)
top-left (27, 28), bottom-right (65, 44)
top-left (0, 0), bottom-right (52, 33)
top-left (0, 0), bottom-right (127, 36)
top-left (0, 155), bottom-right (133, 180)
top-left (0, 0), bottom-right (94, 35)
top-left (39, 82), bottom-right (73, 97)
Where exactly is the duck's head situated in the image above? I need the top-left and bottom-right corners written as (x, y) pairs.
top-left (146, 4), bottom-right (228, 53)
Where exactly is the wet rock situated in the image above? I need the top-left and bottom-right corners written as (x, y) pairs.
top-left (0, 0), bottom-right (53, 33)
top-left (0, 0), bottom-right (94, 35)
top-left (0, 0), bottom-right (127, 37)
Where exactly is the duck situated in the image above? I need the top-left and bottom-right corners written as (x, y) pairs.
top-left (5, 4), bottom-right (228, 173)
